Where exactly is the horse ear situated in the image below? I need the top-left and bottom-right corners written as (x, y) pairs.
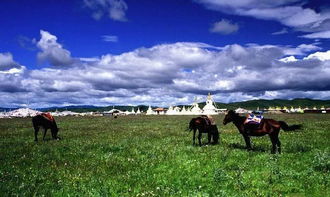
top-left (227, 110), bottom-right (235, 115)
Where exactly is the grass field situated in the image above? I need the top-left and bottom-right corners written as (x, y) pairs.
top-left (0, 114), bottom-right (329, 196)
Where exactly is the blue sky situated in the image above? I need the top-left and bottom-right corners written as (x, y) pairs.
top-left (1, 0), bottom-right (330, 107)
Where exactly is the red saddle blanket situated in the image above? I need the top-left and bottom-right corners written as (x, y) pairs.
top-left (41, 113), bottom-right (54, 122)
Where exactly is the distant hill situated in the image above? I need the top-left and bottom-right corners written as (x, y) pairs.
top-left (1, 98), bottom-right (330, 112)
top-left (37, 105), bottom-right (150, 113)
top-left (0, 107), bottom-right (18, 112)
top-left (212, 98), bottom-right (330, 110)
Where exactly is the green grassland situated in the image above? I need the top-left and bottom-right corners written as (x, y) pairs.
top-left (0, 114), bottom-right (329, 196)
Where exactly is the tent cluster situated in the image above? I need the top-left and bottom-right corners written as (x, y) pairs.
top-left (4, 93), bottom-right (328, 118)
top-left (0, 108), bottom-right (96, 118)
top-left (103, 108), bottom-right (142, 116)
top-left (146, 93), bottom-right (226, 115)
top-left (0, 108), bottom-right (40, 118)
top-left (266, 106), bottom-right (330, 114)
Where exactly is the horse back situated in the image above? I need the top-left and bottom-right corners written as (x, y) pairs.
top-left (32, 115), bottom-right (57, 129)
top-left (263, 119), bottom-right (281, 129)
top-left (244, 119), bottom-right (278, 136)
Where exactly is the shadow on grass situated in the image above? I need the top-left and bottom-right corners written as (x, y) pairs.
top-left (228, 143), bottom-right (267, 152)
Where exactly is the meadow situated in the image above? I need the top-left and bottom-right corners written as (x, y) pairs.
top-left (0, 114), bottom-right (329, 196)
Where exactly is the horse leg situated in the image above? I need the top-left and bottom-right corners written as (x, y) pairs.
top-left (192, 129), bottom-right (196, 146)
top-left (213, 125), bottom-right (220, 144)
top-left (269, 134), bottom-right (277, 154)
top-left (243, 135), bottom-right (252, 150)
top-left (207, 132), bottom-right (212, 144)
top-left (277, 138), bottom-right (281, 154)
top-left (34, 126), bottom-right (39, 142)
top-left (198, 131), bottom-right (202, 146)
top-left (43, 128), bottom-right (47, 141)
top-left (274, 131), bottom-right (281, 154)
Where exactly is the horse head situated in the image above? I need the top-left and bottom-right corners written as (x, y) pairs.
top-left (223, 110), bottom-right (236, 125)
top-left (50, 127), bottom-right (60, 139)
top-left (188, 118), bottom-right (196, 131)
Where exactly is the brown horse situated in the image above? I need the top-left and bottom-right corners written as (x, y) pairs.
top-left (189, 116), bottom-right (219, 146)
top-left (32, 113), bottom-right (60, 142)
top-left (223, 110), bottom-right (301, 154)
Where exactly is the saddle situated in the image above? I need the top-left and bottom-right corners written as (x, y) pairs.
top-left (244, 113), bottom-right (263, 125)
top-left (244, 113), bottom-right (264, 132)
top-left (41, 112), bottom-right (55, 122)
top-left (201, 115), bottom-right (215, 126)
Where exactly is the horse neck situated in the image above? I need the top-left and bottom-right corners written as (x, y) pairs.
top-left (51, 120), bottom-right (58, 129)
top-left (233, 115), bottom-right (246, 128)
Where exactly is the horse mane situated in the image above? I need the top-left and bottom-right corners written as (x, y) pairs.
top-left (228, 110), bottom-right (246, 123)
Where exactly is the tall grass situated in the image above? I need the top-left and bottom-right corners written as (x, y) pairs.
top-left (0, 114), bottom-right (329, 196)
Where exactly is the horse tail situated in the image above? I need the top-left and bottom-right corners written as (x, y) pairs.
top-left (279, 121), bottom-right (302, 131)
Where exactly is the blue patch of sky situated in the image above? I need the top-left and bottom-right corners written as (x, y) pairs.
top-left (0, 0), bottom-right (329, 69)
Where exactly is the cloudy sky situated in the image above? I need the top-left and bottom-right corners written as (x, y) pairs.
top-left (1, 0), bottom-right (330, 108)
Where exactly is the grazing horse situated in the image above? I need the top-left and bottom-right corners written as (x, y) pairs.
top-left (32, 113), bottom-right (60, 142)
top-left (189, 116), bottom-right (219, 146)
top-left (223, 110), bottom-right (301, 154)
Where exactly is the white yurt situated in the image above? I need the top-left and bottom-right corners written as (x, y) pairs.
top-left (146, 105), bottom-right (156, 115)
top-left (136, 108), bottom-right (141, 115)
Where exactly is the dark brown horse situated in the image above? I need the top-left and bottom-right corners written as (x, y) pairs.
top-left (32, 113), bottom-right (60, 142)
top-left (189, 116), bottom-right (219, 146)
top-left (223, 110), bottom-right (301, 154)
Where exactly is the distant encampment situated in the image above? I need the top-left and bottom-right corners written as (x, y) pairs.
top-left (1, 97), bottom-right (330, 118)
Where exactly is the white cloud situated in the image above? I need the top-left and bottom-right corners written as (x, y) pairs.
top-left (272, 28), bottom-right (288, 35)
top-left (108, 0), bottom-right (128, 21)
top-left (279, 56), bottom-right (298, 63)
top-left (37, 30), bottom-right (74, 66)
top-left (84, 0), bottom-right (128, 21)
top-left (304, 50), bottom-right (330, 61)
top-left (0, 52), bottom-right (21, 71)
top-left (2, 31), bottom-right (330, 107)
top-left (301, 30), bottom-right (330, 39)
top-left (215, 80), bottom-right (235, 90)
top-left (0, 67), bottom-right (25, 75)
top-left (210, 19), bottom-right (239, 34)
top-left (283, 43), bottom-right (321, 56)
top-left (195, 0), bottom-right (330, 39)
top-left (102, 35), bottom-right (118, 42)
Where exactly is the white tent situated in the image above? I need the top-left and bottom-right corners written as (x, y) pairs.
top-left (130, 107), bottom-right (136, 114)
top-left (0, 112), bottom-right (9, 118)
top-left (190, 102), bottom-right (202, 115)
top-left (59, 110), bottom-right (79, 116)
top-left (103, 109), bottom-right (126, 116)
top-left (7, 108), bottom-right (41, 117)
top-left (166, 106), bottom-right (181, 115)
top-left (180, 106), bottom-right (189, 115)
top-left (235, 108), bottom-right (251, 114)
top-left (50, 109), bottom-right (62, 116)
top-left (146, 105), bottom-right (156, 115)
top-left (202, 93), bottom-right (218, 115)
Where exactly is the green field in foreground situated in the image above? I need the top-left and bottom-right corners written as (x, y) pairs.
top-left (0, 114), bottom-right (329, 196)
